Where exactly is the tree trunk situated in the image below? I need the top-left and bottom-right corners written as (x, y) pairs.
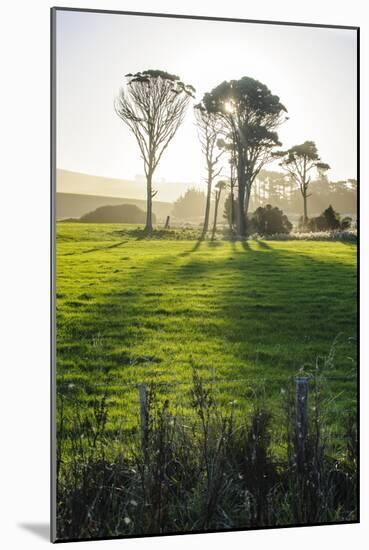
top-left (145, 172), bottom-right (153, 233)
top-left (303, 189), bottom-right (308, 227)
top-left (202, 174), bottom-right (212, 237)
top-left (230, 185), bottom-right (235, 231)
top-left (244, 182), bottom-right (251, 220)
top-left (230, 161), bottom-right (235, 232)
top-left (237, 169), bottom-right (247, 237)
top-left (236, 149), bottom-right (247, 237)
top-left (211, 192), bottom-right (220, 240)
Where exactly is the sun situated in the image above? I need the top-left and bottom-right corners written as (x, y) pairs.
top-left (224, 100), bottom-right (235, 114)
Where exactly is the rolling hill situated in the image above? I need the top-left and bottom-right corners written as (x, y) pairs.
top-left (56, 169), bottom-right (173, 221)
top-left (55, 169), bottom-right (200, 221)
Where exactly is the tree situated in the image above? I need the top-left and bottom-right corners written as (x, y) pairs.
top-left (115, 70), bottom-right (195, 233)
top-left (194, 104), bottom-right (225, 237)
top-left (172, 188), bottom-right (206, 220)
top-left (211, 180), bottom-right (227, 240)
top-left (202, 77), bottom-right (287, 236)
top-left (248, 204), bottom-right (292, 235)
top-left (274, 141), bottom-right (330, 227)
top-left (217, 137), bottom-right (238, 233)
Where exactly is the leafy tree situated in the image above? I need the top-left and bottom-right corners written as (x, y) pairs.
top-left (115, 70), bottom-right (195, 232)
top-left (172, 188), bottom-right (206, 220)
top-left (274, 141), bottom-right (330, 226)
top-left (194, 104), bottom-right (225, 237)
top-left (201, 77), bottom-right (287, 236)
top-left (212, 180), bottom-right (227, 239)
top-left (249, 204), bottom-right (292, 235)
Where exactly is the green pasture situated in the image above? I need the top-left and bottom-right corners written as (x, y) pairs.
top-left (56, 223), bottom-right (357, 437)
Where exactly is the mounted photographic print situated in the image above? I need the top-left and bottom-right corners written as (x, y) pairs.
top-left (51, 7), bottom-right (359, 543)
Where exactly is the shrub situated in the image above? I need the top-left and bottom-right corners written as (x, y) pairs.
top-left (306, 205), bottom-right (352, 232)
top-left (248, 204), bottom-right (292, 235)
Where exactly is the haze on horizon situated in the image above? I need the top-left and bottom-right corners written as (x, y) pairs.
top-left (56, 10), bottom-right (357, 202)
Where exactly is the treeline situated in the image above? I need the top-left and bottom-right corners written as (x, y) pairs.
top-left (248, 171), bottom-right (357, 216)
top-left (171, 174), bottom-right (357, 222)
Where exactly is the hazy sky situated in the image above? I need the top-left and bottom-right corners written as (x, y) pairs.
top-left (56, 10), bottom-right (357, 198)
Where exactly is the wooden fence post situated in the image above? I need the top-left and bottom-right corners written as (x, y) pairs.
top-left (295, 376), bottom-right (309, 471)
top-left (138, 383), bottom-right (148, 450)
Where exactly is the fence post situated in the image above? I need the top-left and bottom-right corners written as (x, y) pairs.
top-left (295, 376), bottom-right (309, 472)
top-left (138, 383), bottom-right (148, 450)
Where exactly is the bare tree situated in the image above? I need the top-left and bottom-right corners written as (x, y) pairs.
top-left (115, 70), bottom-right (195, 233)
top-left (194, 104), bottom-right (224, 237)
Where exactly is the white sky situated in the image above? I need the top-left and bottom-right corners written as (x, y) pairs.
top-left (56, 10), bottom-right (357, 199)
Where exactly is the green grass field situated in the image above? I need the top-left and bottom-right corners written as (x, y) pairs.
top-left (56, 223), bottom-right (357, 434)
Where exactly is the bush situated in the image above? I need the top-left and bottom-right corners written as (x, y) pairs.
top-left (80, 204), bottom-right (156, 224)
top-left (306, 205), bottom-right (351, 232)
top-left (248, 204), bottom-right (292, 235)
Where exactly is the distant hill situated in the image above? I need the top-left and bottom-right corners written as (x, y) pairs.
top-left (57, 169), bottom-right (146, 199)
top-left (79, 204), bottom-right (155, 224)
top-left (56, 193), bottom-right (172, 222)
top-left (56, 168), bottom-right (197, 206)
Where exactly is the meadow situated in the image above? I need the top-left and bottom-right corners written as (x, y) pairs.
top-left (55, 223), bottom-right (358, 538)
top-left (56, 223), bottom-right (357, 437)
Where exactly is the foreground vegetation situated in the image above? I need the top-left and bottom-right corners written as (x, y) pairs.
top-left (57, 369), bottom-right (357, 540)
top-left (56, 223), bottom-right (357, 538)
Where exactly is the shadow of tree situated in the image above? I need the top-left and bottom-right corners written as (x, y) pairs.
top-left (57, 235), bottom-right (357, 439)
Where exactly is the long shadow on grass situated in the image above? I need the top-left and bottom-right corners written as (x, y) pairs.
top-left (61, 240), bottom-right (128, 256)
top-left (57, 237), bottom-right (357, 429)
top-left (172, 239), bottom-right (357, 380)
top-left (178, 238), bottom-right (203, 257)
